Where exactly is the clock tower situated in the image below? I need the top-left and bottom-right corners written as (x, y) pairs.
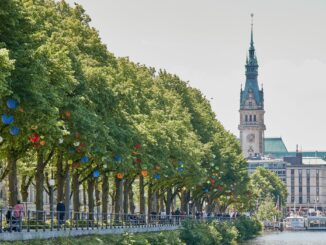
top-left (239, 14), bottom-right (266, 158)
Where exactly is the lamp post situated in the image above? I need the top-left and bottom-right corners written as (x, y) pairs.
top-left (49, 177), bottom-right (55, 230)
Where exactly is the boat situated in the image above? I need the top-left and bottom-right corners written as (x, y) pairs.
top-left (284, 216), bottom-right (306, 230)
top-left (306, 216), bottom-right (326, 230)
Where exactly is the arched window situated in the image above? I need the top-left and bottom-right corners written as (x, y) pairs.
top-left (254, 115), bottom-right (256, 122)
top-left (249, 115), bottom-right (252, 122)
top-left (245, 115), bottom-right (248, 122)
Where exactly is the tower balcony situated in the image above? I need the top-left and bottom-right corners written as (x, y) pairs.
top-left (238, 122), bottom-right (266, 130)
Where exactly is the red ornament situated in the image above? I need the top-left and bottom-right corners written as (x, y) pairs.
top-left (210, 179), bottom-right (216, 185)
top-left (29, 133), bottom-right (40, 143)
top-left (134, 144), bottom-right (141, 150)
top-left (134, 158), bottom-right (141, 164)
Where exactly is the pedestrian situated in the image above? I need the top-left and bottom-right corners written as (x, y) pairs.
top-left (56, 200), bottom-right (65, 225)
top-left (13, 200), bottom-right (24, 231)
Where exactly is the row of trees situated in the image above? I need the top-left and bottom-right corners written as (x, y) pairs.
top-left (0, 0), bottom-right (284, 218)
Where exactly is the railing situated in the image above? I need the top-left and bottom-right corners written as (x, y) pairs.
top-left (0, 209), bottom-right (234, 233)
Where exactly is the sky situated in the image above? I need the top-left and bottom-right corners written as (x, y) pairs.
top-left (65, 0), bottom-right (326, 151)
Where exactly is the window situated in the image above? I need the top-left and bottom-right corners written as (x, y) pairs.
top-left (316, 169), bottom-right (320, 199)
top-left (249, 115), bottom-right (252, 122)
top-left (245, 115), bottom-right (248, 122)
top-left (253, 115), bottom-right (256, 122)
top-left (249, 102), bottom-right (253, 107)
top-left (307, 169), bottom-right (310, 203)
top-left (299, 169), bottom-right (302, 204)
top-left (291, 169), bottom-right (295, 203)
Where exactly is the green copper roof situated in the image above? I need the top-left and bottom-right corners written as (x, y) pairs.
top-left (264, 138), bottom-right (288, 154)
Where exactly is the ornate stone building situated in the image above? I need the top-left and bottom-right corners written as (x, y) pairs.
top-left (238, 14), bottom-right (266, 159)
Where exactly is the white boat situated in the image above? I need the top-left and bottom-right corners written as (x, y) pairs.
top-left (284, 216), bottom-right (305, 230)
top-left (306, 216), bottom-right (326, 230)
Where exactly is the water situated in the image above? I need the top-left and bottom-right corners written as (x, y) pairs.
top-left (242, 231), bottom-right (326, 245)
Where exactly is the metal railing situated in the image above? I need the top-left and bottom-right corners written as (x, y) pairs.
top-left (0, 209), bottom-right (234, 233)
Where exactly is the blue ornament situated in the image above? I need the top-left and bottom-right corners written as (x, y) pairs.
top-left (68, 147), bottom-right (76, 154)
top-left (178, 161), bottom-right (184, 166)
top-left (203, 187), bottom-right (209, 193)
top-left (92, 169), bottom-right (100, 178)
top-left (9, 126), bottom-right (20, 136)
top-left (154, 173), bottom-right (161, 180)
top-left (178, 167), bottom-right (184, 172)
top-left (114, 155), bottom-right (122, 162)
top-left (81, 155), bottom-right (89, 164)
top-left (6, 99), bottom-right (18, 109)
top-left (2, 114), bottom-right (14, 125)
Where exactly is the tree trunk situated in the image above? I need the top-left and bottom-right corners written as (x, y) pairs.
top-left (114, 177), bottom-right (123, 223)
top-left (166, 188), bottom-right (172, 215)
top-left (56, 151), bottom-right (64, 203)
top-left (95, 181), bottom-right (101, 215)
top-left (7, 149), bottom-right (18, 206)
top-left (35, 151), bottom-right (45, 212)
top-left (129, 184), bottom-right (135, 214)
top-left (123, 179), bottom-right (129, 214)
top-left (153, 191), bottom-right (158, 213)
top-left (64, 164), bottom-right (71, 220)
top-left (159, 190), bottom-right (164, 212)
top-left (87, 178), bottom-right (95, 220)
top-left (83, 182), bottom-right (87, 212)
top-left (21, 175), bottom-right (33, 203)
top-left (72, 170), bottom-right (80, 218)
top-left (139, 175), bottom-right (145, 214)
top-left (102, 174), bottom-right (109, 222)
top-left (148, 182), bottom-right (153, 222)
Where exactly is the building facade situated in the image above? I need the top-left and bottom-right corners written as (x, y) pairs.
top-left (238, 15), bottom-right (266, 159)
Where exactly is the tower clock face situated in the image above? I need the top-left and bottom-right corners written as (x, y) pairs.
top-left (247, 133), bottom-right (255, 143)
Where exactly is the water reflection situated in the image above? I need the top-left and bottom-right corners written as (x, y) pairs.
top-left (242, 231), bottom-right (326, 245)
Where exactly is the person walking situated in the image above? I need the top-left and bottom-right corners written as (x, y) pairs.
top-left (56, 201), bottom-right (65, 225)
top-left (13, 200), bottom-right (24, 231)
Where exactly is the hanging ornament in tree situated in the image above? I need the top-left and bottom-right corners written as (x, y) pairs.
top-left (40, 140), bottom-right (46, 146)
top-left (6, 99), bottom-right (18, 109)
top-left (64, 111), bottom-right (71, 119)
top-left (0, 136), bottom-right (3, 143)
top-left (68, 159), bottom-right (73, 165)
top-left (114, 155), bottom-right (122, 162)
top-left (178, 161), bottom-right (184, 166)
top-left (117, 173), bottom-right (124, 179)
top-left (134, 144), bottom-right (141, 150)
top-left (155, 165), bottom-right (161, 170)
top-left (154, 173), bottom-right (160, 180)
top-left (178, 167), bottom-right (184, 172)
top-left (9, 126), bottom-right (20, 136)
top-left (73, 141), bottom-right (80, 147)
top-left (29, 133), bottom-right (40, 143)
top-left (141, 170), bottom-right (148, 177)
top-left (75, 132), bottom-right (81, 139)
top-left (68, 147), bottom-right (75, 154)
top-left (81, 155), bottom-right (89, 164)
top-left (203, 187), bottom-right (209, 193)
top-left (135, 158), bottom-right (141, 164)
top-left (58, 138), bottom-right (64, 144)
top-left (210, 179), bottom-right (216, 185)
top-left (19, 107), bottom-right (24, 113)
top-left (92, 169), bottom-right (100, 178)
top-left (2, 114), bottom-right (14, 125)
top-left (103, 164), bottom-right (108, 169)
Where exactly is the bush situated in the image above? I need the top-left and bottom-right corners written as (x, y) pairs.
top-left (180, 219), bottom-right (222, 245)
top-left (234, 216), bottom-right (262, 241)
top-left (214, 221), bottom-right (238, 245)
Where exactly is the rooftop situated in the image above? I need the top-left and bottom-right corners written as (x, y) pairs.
top-left (264, 137), bottom-right (288, 154)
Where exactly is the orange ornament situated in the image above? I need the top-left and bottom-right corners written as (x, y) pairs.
top-left (141, 170), bottom-right (148, 177)
top-left (40, 140), bottom-right (46, 146)
top-left (64, 111), bottom-right (71, 118)
top-left (117, 173), bottom-right (124, 179)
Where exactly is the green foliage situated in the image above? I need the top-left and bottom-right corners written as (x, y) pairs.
top-left (180, 219), bottom-right (222, 245)
top-left (233, 217), bottom-right (262, 241)
top-left (214, 221), bottom-right (238, 245)
top-left (256, 195), bottom-right (281, 222)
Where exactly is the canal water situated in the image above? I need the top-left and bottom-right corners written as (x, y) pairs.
top-left (243, 231), bottom-right (326, 245)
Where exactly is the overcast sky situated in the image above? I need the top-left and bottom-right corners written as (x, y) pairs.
top-left (65, 0), bottom-right (326, 151)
